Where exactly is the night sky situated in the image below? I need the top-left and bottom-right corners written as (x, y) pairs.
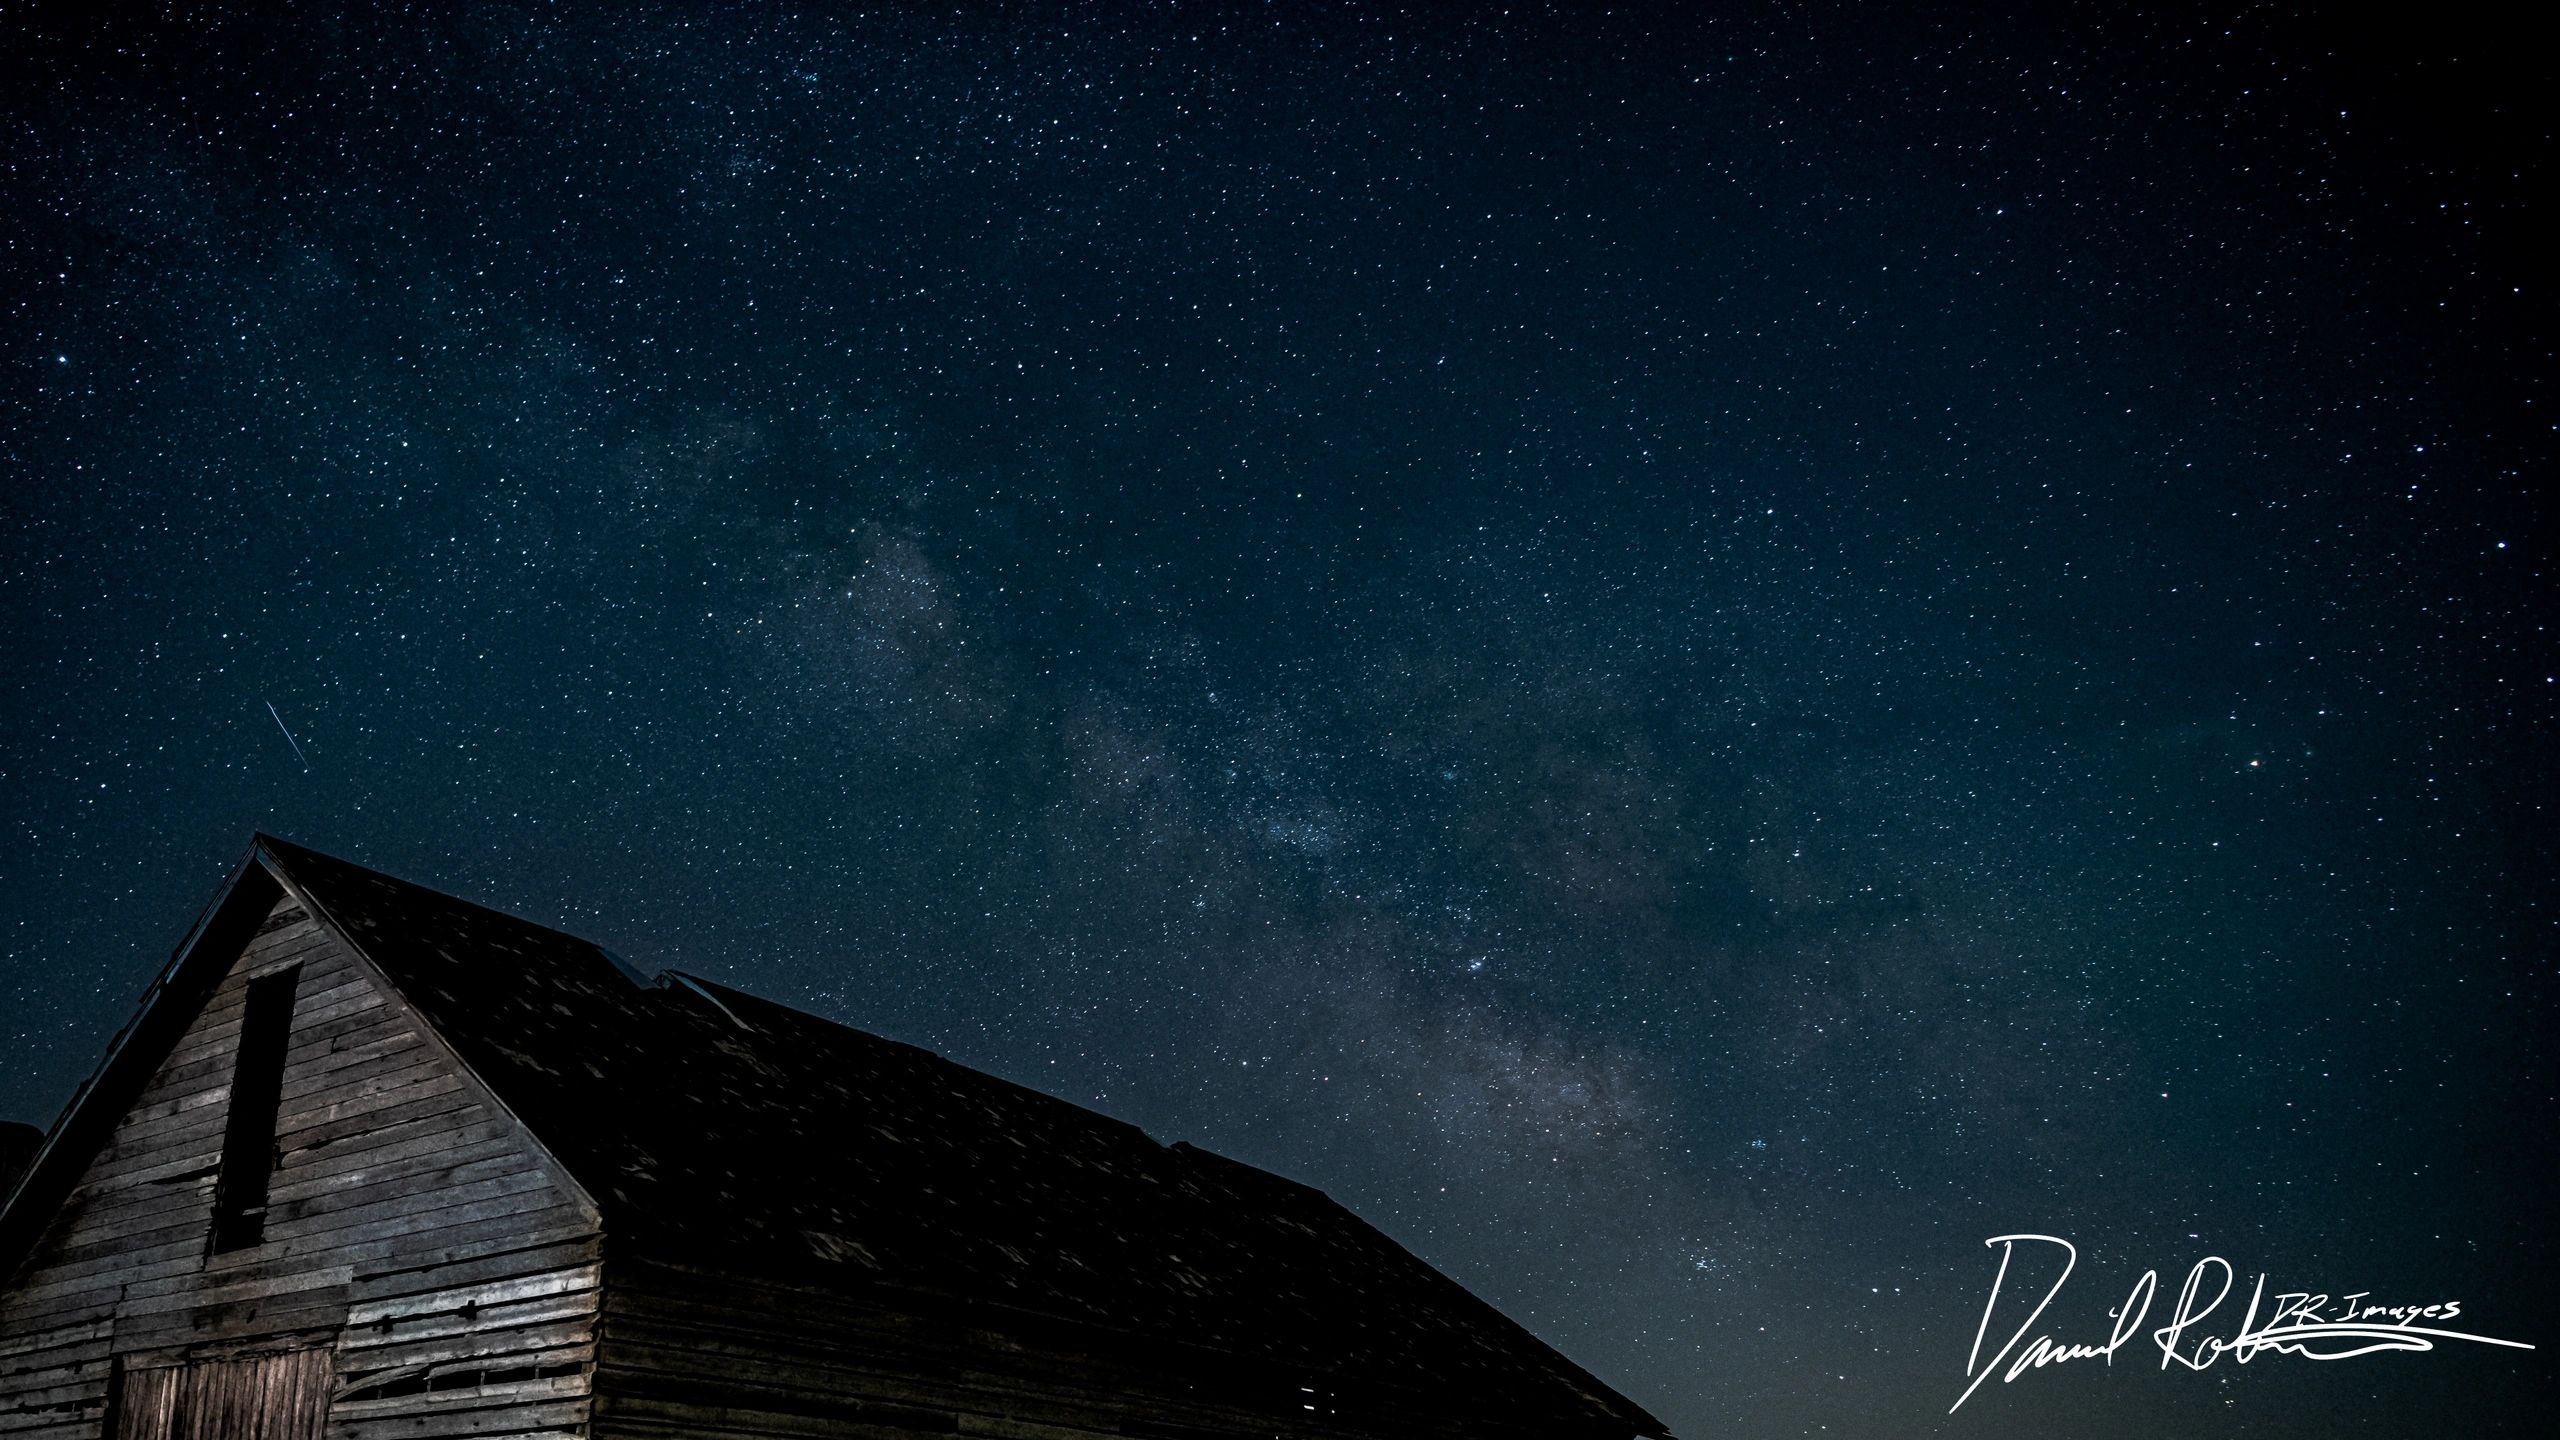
top-left (2, 3), bottom-right (2552, 1436)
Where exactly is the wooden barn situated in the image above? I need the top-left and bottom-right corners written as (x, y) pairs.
top-left (0, 836), bottom-right (1670, 1440)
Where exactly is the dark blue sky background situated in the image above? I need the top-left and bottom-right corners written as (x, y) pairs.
top-left (3, 3), bottom-right (2551, 1435)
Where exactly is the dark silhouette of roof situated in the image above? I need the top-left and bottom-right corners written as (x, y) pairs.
top-left (247, 837), bottom-right (1668, 1438)
top-left (0, 1123), bottom-right (39, 1200)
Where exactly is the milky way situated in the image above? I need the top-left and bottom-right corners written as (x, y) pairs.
top-left (3, 5), bottom-right (2551, 1435)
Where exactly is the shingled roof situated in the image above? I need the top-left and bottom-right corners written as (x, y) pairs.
top-left (13, 837), bottom-right (1669, 1438)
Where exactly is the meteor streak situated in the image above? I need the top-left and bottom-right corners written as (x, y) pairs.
top-left (265, 700), bottom-right (309, 771)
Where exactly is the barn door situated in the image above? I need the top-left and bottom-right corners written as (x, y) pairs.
top-left (110, 1350), bottom-right (332, 1440)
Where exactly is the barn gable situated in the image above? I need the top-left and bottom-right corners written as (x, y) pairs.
top-left (249, 839), bottom-right (1668, 1440)
top-left (3, 837), bottom-right (1671, 1440)
top-left (0, 851), bottom-right (604, 1440)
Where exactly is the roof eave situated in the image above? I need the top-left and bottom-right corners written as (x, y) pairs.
top-left (0, 842), bottom-right (282, 1282)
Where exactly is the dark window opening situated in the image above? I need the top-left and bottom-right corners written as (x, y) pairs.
top-left (210, 964), bottom-right (299, 1252)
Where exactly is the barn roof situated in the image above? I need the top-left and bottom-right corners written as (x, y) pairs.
top-left (8, 837), bottom-right (1670, 1438)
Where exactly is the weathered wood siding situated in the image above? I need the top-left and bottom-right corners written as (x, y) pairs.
top-left (590, 1257), bottom-right (1525, 1440)
top-left (109, 1348), bottom-right (333, 1440)
top-left (0, 893), bottom-right (603, 1440)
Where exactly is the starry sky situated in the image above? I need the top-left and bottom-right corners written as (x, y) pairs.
top-left (2, 3), bottom-right (2552, 1435)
